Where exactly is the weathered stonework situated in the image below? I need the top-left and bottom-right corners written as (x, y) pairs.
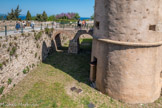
top-left (0, 28), bottom-right (92, 96)
top-left (0, 31), bottom-right (54, 96)
top-left (68, 30), bottom-right (93, 54)
top-left (90, 0), bottom-right (162, 104)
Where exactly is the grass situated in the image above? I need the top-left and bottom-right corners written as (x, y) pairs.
top-left (0, 86), bottom-right (5, 95)
top-left (0, 39), bottom-right (161, 108)
top-left (34, 31), bottom-right (42, 41)
top-left (79, 38), bottom-right (92, 52)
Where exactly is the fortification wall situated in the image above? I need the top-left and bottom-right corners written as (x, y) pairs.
top-left (0, 29), bottom-right (91, 96)
top-left (0, 31), bottom-right (54, 96)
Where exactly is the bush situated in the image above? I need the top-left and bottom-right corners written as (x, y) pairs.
top-left (23, 69), bottom-right (27, 74)
top-left (10, 46), bottom-right (17, 56)
top-left (0, 64), bottom-right (3, 69)
top-left (0, 86), bottom-right (5, 94)
top-left (35, 53), bottom-right (37, 58)
top-left (8, 78), bottom-right (12, 85)
top-left (26, 66), bottom-right (29, 72)
top-left (34, 32), bottom-right (42, 41)
top-left (45, 28), bottom-right (50, 34)
top-left (23, 66), bottom-right (30, 74)
top-left (45, 28), bottom-right (53, 35)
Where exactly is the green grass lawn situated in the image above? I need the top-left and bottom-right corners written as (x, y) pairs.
top-left (0, 39), bottom-right (162, 108)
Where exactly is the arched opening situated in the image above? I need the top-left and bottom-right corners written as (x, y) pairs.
top-left (79, 34), bottom-right (92, 53)
top-left (55, 33), bottom-right (62, 50)
top-left (54, 32), bottom-right (73, 51)
top-left (68, 30), bottom-right (93, 54)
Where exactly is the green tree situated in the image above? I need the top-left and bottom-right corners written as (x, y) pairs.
top-left (35, 14), bottom-right (43, 21)
top-left (74, 13), bottom-right (80, 20)
top-left (42, 11), bottom-right (48, 21)
top-left (91, 14), bottom-right (94, 20)
top-left (14, 5), bottom-right (22, 19)
top-left (26, 10), bottom-right (32, 20)
top-left (6, 5), bottom-right (21, 20)
top-left (7, 9), bottom-right (16, 20)
top-left (48, 15), bottom-right (56, 21)
top-left (31, 16), bottom-right (36, 20)
top-left (0, 16), bottom-right (2, 20)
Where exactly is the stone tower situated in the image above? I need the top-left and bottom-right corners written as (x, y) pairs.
top-left (90, 0), bottom-right (162, 104)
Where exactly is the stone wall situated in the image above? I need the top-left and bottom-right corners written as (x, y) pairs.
top-left (0, 31), bottom-right (55, 96)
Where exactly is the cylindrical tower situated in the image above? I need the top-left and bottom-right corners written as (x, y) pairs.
top-left (90, 0), bottom-right (162, 103)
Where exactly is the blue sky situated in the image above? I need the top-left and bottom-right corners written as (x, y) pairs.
top-left (0, 0), bottom-right (95, 17)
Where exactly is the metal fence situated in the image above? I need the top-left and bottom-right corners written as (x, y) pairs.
top-left (0, 22), bottom-right (94, 36)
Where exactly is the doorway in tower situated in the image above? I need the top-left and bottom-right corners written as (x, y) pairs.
top-left (90, 57), bottom-right (97, 88)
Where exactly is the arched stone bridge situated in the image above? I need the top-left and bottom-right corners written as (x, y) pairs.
top-left (52, 29), bottom-right (93, 53)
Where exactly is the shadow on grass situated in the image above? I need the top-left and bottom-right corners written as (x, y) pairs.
top-left (42, 39), bottom-right (92, 85)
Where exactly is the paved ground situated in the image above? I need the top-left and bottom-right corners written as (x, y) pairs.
top-left (0, 26), bottom-right (54, 36)
top-left (0, 26), bottom-right (87, 36)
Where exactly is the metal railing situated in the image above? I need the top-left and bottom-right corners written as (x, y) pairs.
top-left (0, 22), bottom-right (94, 36)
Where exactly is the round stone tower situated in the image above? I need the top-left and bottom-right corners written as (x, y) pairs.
top-left (90, 0), bottom-right (162, 104)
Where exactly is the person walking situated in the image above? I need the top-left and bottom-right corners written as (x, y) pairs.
top-left (15, 21), bottom-right (20, 33)
top-left (30, 21), bottom-right (35, 29)
top-left (77, 19), bottom-right (81, 30)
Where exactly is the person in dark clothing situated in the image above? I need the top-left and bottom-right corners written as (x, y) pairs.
top-left (77, 19), bottom-right (81, 29)
top-left (15, 21), bottom-right (20, 32)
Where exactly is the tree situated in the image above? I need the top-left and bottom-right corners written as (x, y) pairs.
top-left (0, 16), bottom-right (3, 20)
top-left (7, 9), bottom-right (16, 20)
top-left (48, 15), bottom-right (56, 21)
top-left (26, 10), bottom-right (32, 20)
top-left (74, 13), bottom-right (80, 20)
top-left (14, 5), bottom-right (22, 19)
top-left (42, 11), bottom-right (48, 21)
top-left (31, 16), bottom-right (36, 20)
top-left (35, 14), bottom-right (43, 21)
top-left (6, 5), bottom-right (21, 20)
top-left (91, 14), bottom-right (94, 20)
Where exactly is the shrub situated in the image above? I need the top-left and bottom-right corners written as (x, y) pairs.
top-left (8, 78), bottom-right (12, 85)
top-left (26, 66), bottom-right (30, 72)
top-left (2, 44), bottom-right (6, 48)
top-left (0, 86), bottom-right (5, 94)
top-left (23, 69), bottom-right (27, 74)
top-left (32, 64), bottom-right (35, 68)
top-left (45, 28), bottom-right (50, 34)
top-left (35, 53), bottom-right (37, 58)
top-left (23, 66), bottom-right (30, 74)
top-left (10, 46), bottom-right (17, 56)
top-left (0, 64), bottom-right (3, 69)
top-left (34, 32), bottom-right (42, 41)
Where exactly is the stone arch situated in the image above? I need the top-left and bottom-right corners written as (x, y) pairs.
top-left (52, 30), bottom-right (76, 51)
top-left (68, 30), bottom-right (93, 54)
